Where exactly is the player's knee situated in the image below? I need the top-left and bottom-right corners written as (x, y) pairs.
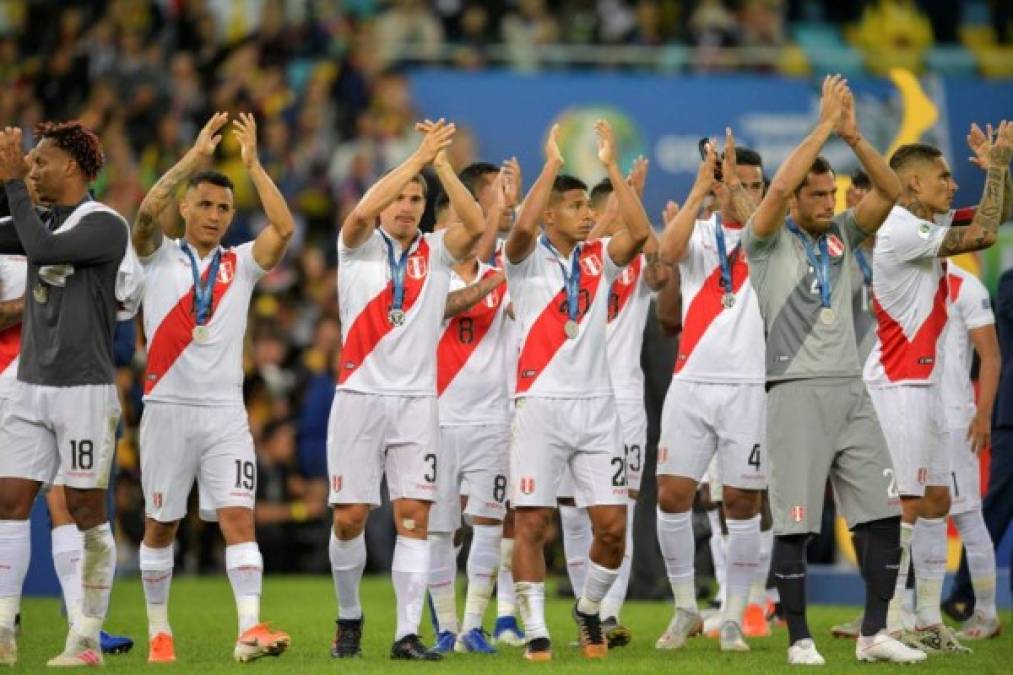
top-left (332, 504), bottom-right (368, 539)
top-left (0, 480), bottom-right (36, 520)
top-left (921, 487), bottom-right (951, 518)
top-left (64, 490), bottom-right (106, 529)
top-left (514, 508), bottom-right (552, 544)
top-left (594, 516), bottom-right (626, 554)
top-left (143, 518), bottom-right (178, 548)
top-left (722, 487), bottom-right (761, 519)
top-left (656, 477), bottom-right (694, 513)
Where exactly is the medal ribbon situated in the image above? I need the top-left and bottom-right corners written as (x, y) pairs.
top-left (379, 228), bottom-right (419, 316)
top-left (854, 247), bottom-right (872, 287)
top-left (180, 241), bottom-right (222, 325)
top-left (540, 235), bottom-right (581, 323)
top-left (713, 213), bottom-right (741, 296)
top-left (786, 218), bottom-right (832, 309)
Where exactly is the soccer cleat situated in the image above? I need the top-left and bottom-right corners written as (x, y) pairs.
top-left (390, 634), bottom-right (442, 660)
top-left (957, 611), bottom-right (1001, 640)
top-left (493, 616), bottom-right (526, 646)
top-left (100, 630), bottom-right (133, 655)
top-left (147, 632), bottom-right (175, 664)
top-left (455, 627), bottom-right (497, 654)
top-left (47, 631), bottom-right (103, 667)
top-left (742, 603), bottom-right (771, 638)
top-left (703, 611), bottom-right (722, 638)
top-left (233, 622), bottom-right (290, 663)
top-left (331, 616), bottom-right (364, 658)
top-left (787, 638), bottom-right (825, 665)
top-left (830, 613), bottom-right (862, 639)
top-left (523, 636), bottom-right (552, 662)
top-left (888, 628), bottom-right (932, 653)
top-left (0, 626), bottom-right (16, 666)
top-left (432, 630), bottom-right (457, 654)
top-left (719, 621), bottom-right (750, 652)
top-left (856, 630), bottom-right (927, 663)
top-left (602, 617), bottom-right (632, 648)
top-left (914, 623), bottom-right (972, 654)
top-left (572, 603), bottom-right (607, 659)
top-left (655, 608), bottom-right (703, 650)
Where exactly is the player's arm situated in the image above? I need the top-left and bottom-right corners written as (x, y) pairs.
top-left (968, 322), bottom-right (1000, 454)
top-left (0, 295), bottom-right (23, 331)
top-left (436, 150), bottom-right (486, 262)
top-left (342, 119), bottom-right (455, 250)
top-left (721, 129), bottom-right (760, 225)
top-left (474, 158), bottom-right (521, 263)
top-left (659, 150), bottom-right (716, 265)
top-left (834, 94), bottom-right (901, 235)
top-left (231, 114), bottom-right (296, 270)
top-left (938, 121), bottom-right (1012, 256)
top-left (600, 121), bottom-right (650, 266)
top-left (966, 123), bottom-right (1013, 221)
top-left (134, 113), bottom-right (228, 258)
top-left (506, 124), bottom-right (563, 264)
top-left (443, 270), bottom-right (505, 319)
top-left (750, 75), bottom-right (847, 238)
top-left (656, 267), bottom-right (682, 337)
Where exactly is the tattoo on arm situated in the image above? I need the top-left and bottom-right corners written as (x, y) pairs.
top-left (938, 166), bottom-right (1006, 256)
top-left (727, 184), bottom-right (758, 224)
top-left (134, 152), bottom-right (202, 255)
top-left (0, 296), bottom-right (24, 331)
top-left (444, 274), bottom-right (503, 319)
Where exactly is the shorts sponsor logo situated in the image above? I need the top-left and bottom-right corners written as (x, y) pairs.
top-left (580, 254), bottom-right (603, 278)
top-left (826, 234), bottom-right (844, 258)
top-left (332, 475), bottom-right (342, 493)
top-left (217, 260), bottom-right (235, 284)
top-left (790, 505), bottom-right (805, 523)
top-left (917, 467), bottom-right (927, 485)
top-left (520, 476), bottom-right (535, 494)
top-left (406, 255), bottom-right (428, 280)
top-left (152, 492), bottom-right (163, 509)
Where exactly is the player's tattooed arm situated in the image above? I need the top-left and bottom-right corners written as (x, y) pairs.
top-left (443, 270), bottom-right (506, 319)
top-left (967, 323), bottom-right (999, 454)
top-left (134, 112), bottom-right (228, 258)
top-left (0, 296), bottom-right (23, 330)
top-left (506, 124), bottom-right (563, 264)
top-left (235, 113), bottom-right (295, 270)
top-left (721, 128), bottom-right (760, 225)
top-left (938, 127), bottom-right (1011, 256)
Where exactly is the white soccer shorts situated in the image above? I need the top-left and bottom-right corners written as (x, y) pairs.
top-left (616, 397), bottom-right (647, 493)
top-left (944, 427), bottom-right (982, 516)
top-left (429, 423), bottom-right (510, 533)
top-left (868, 384), bottom-right (949, 497)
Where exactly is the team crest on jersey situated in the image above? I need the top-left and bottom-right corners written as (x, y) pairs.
top-left (580, 253), bottom-right (603, 277)
top-left (483, 289), bottom-right (500, 308)
top-left (519, 476), bottom-right (535, 494)
top-left (790, 505), bottom-right (805, 523)
top-left (406, 255), bottom-right (428, 280)
top-left (332, 475), bottom-right (343, 492)
top-left (217, 259), bottom-right (235, 284)
top-left (826, 234), bottom-right (844, 258)
top-left (618, 266), bottom-right (637, 286)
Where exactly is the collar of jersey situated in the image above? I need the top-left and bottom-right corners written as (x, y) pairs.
top-left (177, 238), bottom-right (224, 263)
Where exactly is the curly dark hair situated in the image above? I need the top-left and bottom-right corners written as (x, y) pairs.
top-left (33, 121), bottom-right (105, 181)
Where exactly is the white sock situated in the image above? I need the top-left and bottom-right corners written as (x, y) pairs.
top-left (462, 524), bottom-right (500, 633)
top-left (559, 505), bottom-right (592, 598)
top-left (515, 581), bottom-right (547, 639)
top-left (51, 524), bottom-right (84, 629)
top-left (707, 509), bottom-right (727, 607)
top-left (225, 542), bottom-right (263, 635)
top-left (392, 536), bottom-right (430, 640)
top-left (600, 499), bottom-right (635, 621)
top-left (78, 523), bottom-right (116, 641)
top-left (0, 520), bottom-right (30, 631)
top-left (496, 537), bottom-right (516, 618)
top-left (912, 517), bottom-right (947, 628)
top-left (749, 527), bottom-right (773, 605)
top-left (952, 510), bottom-right (997, 619)
top-left (887, 522), bottom-right (913, 630)
top-left (329, 531), bottom-right (366, 620)
top-left (139, 543), bottom-right (174, 637)
top-left (577, 561), bottom-right (620, 615)
top-left (657, 508), bottom-right (697, 611)
top-left (427, 532), bottom-right (459, 634)
top-left (724, 515), bottom-right (761, 625)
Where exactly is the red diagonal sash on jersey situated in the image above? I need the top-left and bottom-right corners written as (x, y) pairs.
top-left (872, 273), bottom-right (948, 382)
top-left (338, 238), bottom-right (431, 385)
top-left (437, 268), bottom-right (505, 396)
top-left (947, 273), bottom-right (964, 303)
top-left (516, 240), bottom-right (604, 394)
top-left (144, 250), bottom-right (238, 395)
top-left (608, 254), bottom-right (642, 323)
top-left (0, 323), bottom-right (20, 374)
top-left (674, 248), bottom-right (748, 374)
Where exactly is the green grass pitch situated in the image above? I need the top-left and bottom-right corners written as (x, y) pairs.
top-left (16, 575), bottom-right (1011, 672)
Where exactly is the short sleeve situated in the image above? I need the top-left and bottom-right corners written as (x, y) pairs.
top-left (884, 216), bottom-right (948, 262)
top-left (835, 209), bottom-right (867, 250)
top-left (139, 237), bottom-right (172, 267)
top-left (742, 217), bottom-right (784, 259)
top-left (958, 274), bottom-right (995, 330)
top-left (428, 229), bottom-right (457, 270)
top-left (237, 241), bottom-right (268, 282)
top-left (600, 236), bottom-right (622, 283)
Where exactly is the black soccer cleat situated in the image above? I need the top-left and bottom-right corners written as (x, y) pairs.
top-left (523, 636), bottom-right (553, 661)
top-left (572, 602), bottom-right (608, 658)
top-left (603, 616), bottom-right (632, 648)
top-left (331, 615), bottom-right (364, 658)
top-left (390, 634), bottom-right (442, 661)
top-left (941, 597), bottom-right (974, 624)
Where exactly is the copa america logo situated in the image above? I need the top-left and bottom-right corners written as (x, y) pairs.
top-left (552, 106), bottom-right (645, 184)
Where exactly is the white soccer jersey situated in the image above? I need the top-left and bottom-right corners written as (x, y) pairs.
top-left (0, 255), bottom-right (26, 399)
top-left (674, 215), bottom-right (765, 383)
top-left (606, 253), bottom-right (651, 401)
top-left (140, 239), bottom-right (266, 405)
top-left (941, 265), bottom-right (995, 430)
top-left (505, 236), bottom-right (620, 398)
top-left (337, 227), bottom-right (454, 396)
top-left (864, 205), bottom-right (950, 387)
top-left (437, 262), bottom-right (511, 426)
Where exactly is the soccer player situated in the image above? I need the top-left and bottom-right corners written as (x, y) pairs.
top-left (941, 264), bottom-right (1001, 640)
top-left (426, 191), bottom-right (510, 655)
top-left (504, 120), bottom-right (650, 662)
top-left (653, 130), bottom-right (767, 653)
top-left (327, 119), bottom-right (486, 661)
top-left (130, 112), bottom-right (294, 663)
top-left (864, 121), bottom-right (1011, 651)
top-left (0, 122), bottom-right (140, 666)
top-left (847, 169), bottom-right (877, 364)
top-left (741, 75), bottom-right (924, 665)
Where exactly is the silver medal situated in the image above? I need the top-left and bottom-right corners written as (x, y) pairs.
top-left (192, 325), bottom-right (210, 343)
top-left (721, 292), bottom-right (735, 309)
top-left (388, 308), bottom-right (405, 327)
top-left (819, 307), bottom-right (835, 325)
top-left (564, 319), bottom-right (579, 339)
top-left (32, 284), bottom-right (48, 304)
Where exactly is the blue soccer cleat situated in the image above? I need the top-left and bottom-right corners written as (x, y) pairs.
top-left (493, 616), bottom-right (526, 647)
top-left (432, 630), bottom-right (457, 654)
top-left (456, 627), bottom-right (497, 654)
top-left (100, 631), bottom-right (134, 655)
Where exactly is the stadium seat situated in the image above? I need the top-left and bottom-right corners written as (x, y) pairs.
top-left (924, 46), bottom-right (978, 78)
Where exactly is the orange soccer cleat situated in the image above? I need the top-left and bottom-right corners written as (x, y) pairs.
top-left (147, 632), bottom-right (176, 664)
top-left (743, 602), bottom-right (772, 638)
top-left (233, 622), bottom-right (291, 663)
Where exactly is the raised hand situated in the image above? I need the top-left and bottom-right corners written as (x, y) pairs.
top-left (502, 156), bottom-right (522, 207)
top-left (627, 155), bottom-right (648, 197)
top-left (0, 128), bottom-right (27, 182)
top-left (595, 119), bottom-right (617, 167)
top-left (818, 74), bottom-right (849, 128)
top-left (195, 112), bottom-right (229, 158)
top-left (694, 140), bottom-right (719, 194)
top-left (414, 118), bottom-right (456, 165)
top-left (662, 199), bottom-right (681, 229)
top-left (232, 112), bottom-right (260, 169)
top-left (989, 119), bottom-right (1012, 167)
top-left (545, 124), bottom-right (563, 165)
top-left (967, 123), bottom-right (993, 170)
top-left (835, 90), bottom-right (861, 145)
top-left (721, 128), bottom-right (738, 184)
